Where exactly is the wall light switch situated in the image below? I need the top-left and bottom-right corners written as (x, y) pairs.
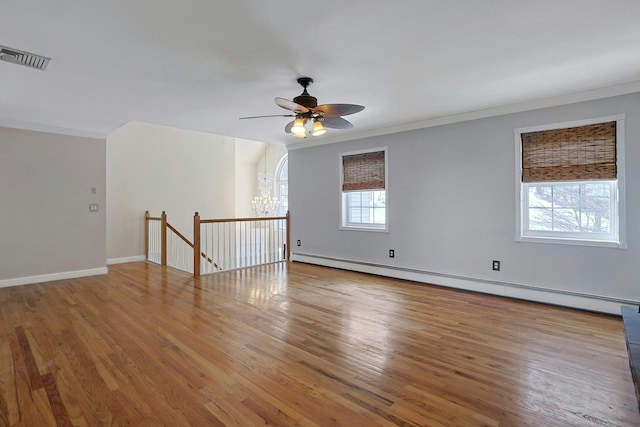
top-left (89, 204), bottom-right (99, 212)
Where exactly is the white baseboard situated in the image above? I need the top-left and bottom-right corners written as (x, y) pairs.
top-left (291, 253), bottom-right (633, 315)
top-left (107, 255), bottom-right (146, 265)
top-left (0, 267), bottom-right (108, 289)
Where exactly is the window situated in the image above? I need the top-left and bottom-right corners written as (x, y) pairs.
top-left (346, 190), bottom-right (386, 225)
top-left (275, 153), bottom-right (288, 215)
top-left (516, 116), bottom-right (625, 247)
top-left (340, 148), bottom-right (388, 231)
top-left (524, 181), bottom-right (617, 237)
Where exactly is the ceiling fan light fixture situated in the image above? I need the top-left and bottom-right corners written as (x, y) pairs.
top-left (291, 117), bottom-right (306, 135)
top-left (239, 77), bottom-right (364, 138)
top-left (312, 120), bottom-right (326, 136)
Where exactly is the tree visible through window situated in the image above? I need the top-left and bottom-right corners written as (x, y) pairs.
top-left (525, 181), bottom-right (614, 234)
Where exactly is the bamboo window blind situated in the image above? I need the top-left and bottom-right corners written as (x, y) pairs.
top-left (521, 121), bottom-right (616, 183)
top-left (342, 150), bottom-right (386, 192)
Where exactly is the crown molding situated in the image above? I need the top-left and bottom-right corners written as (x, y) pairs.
top-left (287, 80), bottom-right (640, 151)
top-left (0, 118), bottom-right (106, 139)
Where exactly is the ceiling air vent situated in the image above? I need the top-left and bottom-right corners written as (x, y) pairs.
top-left (0, 45), bottom-right (50, 71)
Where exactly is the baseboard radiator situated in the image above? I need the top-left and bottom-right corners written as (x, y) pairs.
top-left (291, 252), bottom-right (634, 315)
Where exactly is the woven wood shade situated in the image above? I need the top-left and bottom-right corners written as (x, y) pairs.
top-left (342, 150), bottom-right (385, 192)
top-left (521, 121), bottom-right (616, 183)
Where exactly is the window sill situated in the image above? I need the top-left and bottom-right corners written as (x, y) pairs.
top-left (517, 235), bottom-right (626, 249)
top-left (340, 225), bottom-right (389, 233)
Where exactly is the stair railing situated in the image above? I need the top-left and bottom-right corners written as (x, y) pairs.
top-left (145, 211), bottom-right (163, 264)
top-left (145, 211), bottom-right (290, 277)
top-left (194, 211), bottom-right (290, 277)
top-left (145, 211), bottom-right (220, 274)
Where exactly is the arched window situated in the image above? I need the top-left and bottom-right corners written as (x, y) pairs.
top-left (275, 153), bottom-right (288, 215)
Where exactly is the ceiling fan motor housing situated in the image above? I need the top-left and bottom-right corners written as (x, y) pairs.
top-left (293, 94), bottom-right (318, 109)
top-left (293, 77), bottom-right (318, 109)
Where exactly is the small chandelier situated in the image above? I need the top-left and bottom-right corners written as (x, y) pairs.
top-left (252, 145), bottom-right (281, 217)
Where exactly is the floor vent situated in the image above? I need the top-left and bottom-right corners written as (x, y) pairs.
top-left (0, 45), bottom-right (50, 71)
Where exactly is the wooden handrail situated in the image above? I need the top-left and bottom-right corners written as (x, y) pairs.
top-left (201, 253), bottom-right (217, 267)
top-left (200, 215), bottom-right (287, 224)
top-left (167, 223), bottom-right (192, 247)
top-left (166, 222), bottom-right (218, 268)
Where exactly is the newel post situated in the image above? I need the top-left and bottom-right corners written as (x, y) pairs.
top-left (286, 210), bottom-right (291, 260)
top-left (193, 212), bottom-right (201, 277)
top-left (144, 211), bottom-right (150, 260)
top-left (160, 211), bottom-right (167, 266)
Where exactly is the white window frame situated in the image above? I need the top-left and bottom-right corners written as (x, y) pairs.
top-left (522, 180), bottom-right (618, 241)
top-left (514, 115), bottom-right (626, 248)
top-left (340, 147), bottom-right (389, 232)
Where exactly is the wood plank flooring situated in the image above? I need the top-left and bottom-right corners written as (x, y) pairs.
top-left (0, 261), bottom-right (638, 426)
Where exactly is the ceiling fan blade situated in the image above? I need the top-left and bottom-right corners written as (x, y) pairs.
top-left (275, 97), bottom-right (309, 113)
top-left (239, 114), bottom-right (295, 119)
top-left (285, 121), bottom-right (294, 133)
top-left (314, 104), bottom-right (365, 117)
top-left (322, 116), bottom-right (353, 129)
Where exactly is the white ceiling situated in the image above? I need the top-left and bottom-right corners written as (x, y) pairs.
top-left (1, 0), bottom-right (640, 146)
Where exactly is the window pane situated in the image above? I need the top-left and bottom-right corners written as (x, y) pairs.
top-left (279, 160), bottom-right (288, 180)
top-left (581, 183), bottom-right (610, 209)
top-left (528, 185), bottom-right (552, 208)
top-left (373, 208), bottom-right (386, 224)
top-left (349, 207), bottom-right (361, 223)
top-left (552, 184), bottom-right (579, 208)
top-left (528, 207), bottom-right (552, 231)
top-left (582, 182), bottom-right (609, 198)
top-left (345, 190), bottom-right (387, 227)
top-left (275, 155), bottom-right (288, 217)
top-left (580, 209), bottom-right (610, 233)
top-left (522, 180), bottom-right (617, 242)
top-left (361, 207), bottom-right (372, 223)
top-left (552, 208), bottom-right (580, 232)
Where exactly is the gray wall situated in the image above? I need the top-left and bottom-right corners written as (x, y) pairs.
top-left (0, 126), bottom-right (106, 281)
top-left (289, 92), bottom-right (639, 304)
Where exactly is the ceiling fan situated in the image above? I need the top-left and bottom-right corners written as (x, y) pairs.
top-left (240, 77), bottom-right (365, 138)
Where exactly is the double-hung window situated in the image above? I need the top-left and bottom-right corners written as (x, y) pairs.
top-left (516, 116), bottom-right (625, 247)
top-left (340, 148), bottom-right (388, 231)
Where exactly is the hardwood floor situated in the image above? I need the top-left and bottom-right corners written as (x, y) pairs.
top-left (0, 261), bottom-right (638, 426)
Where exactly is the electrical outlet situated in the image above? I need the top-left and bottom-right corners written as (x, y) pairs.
top-left (492, 260), bottom-right (500, 271)
top-left (389, 249), bottom-right (395, 258)
top-left (296, 240), bottom-right (301, 247)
